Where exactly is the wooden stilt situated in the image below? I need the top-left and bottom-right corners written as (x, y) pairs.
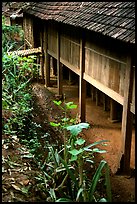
top-left (57, 29), bottom-right (63, 96)
top-left (110, 99), bottom-right (118, 121)
top-left (52, 57), bottom-right (57, 76)
top-left (79, 36), bottom-right (86, 122)
top-left (91, 86), bottom-right (95, 101)
top-left (96, 89), bottom-right (100, 106)
top-left (103, 94), bottom-right (107, 111)
top-left (43, 24), bottom-right (50, 87)
top-left (40, 30), bottom-right (45, 84)
top-left (69, 69), bottom-right (73, 84)
top-left (120, 56), bottom-right (133, 174)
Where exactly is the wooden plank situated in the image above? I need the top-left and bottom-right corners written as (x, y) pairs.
top-left (60, 58), bottom-right (80, 76)
top-left (57, 29), bottom-right (63, 96)
top-left (119, 63), bottom-right (126, 97)
top-left (47, 50), bottom-right (80, 75)
top-left (108, 60), bottom-right (120, 93)
top-left (47, 50), bottom-right (57, 59)
top-left (120, 56), bottom-right (134, 173)
top-left (84, 46), bottom-right (126, 65)
top-left (84, 72), bottom-right (124, 105)
top-left (79, 37), bottom-right (86, 122)
top-left (43, 25), bottom-right (50, 87)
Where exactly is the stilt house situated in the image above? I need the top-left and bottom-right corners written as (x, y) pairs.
top-left (22, 2), bottom-right (135, 173)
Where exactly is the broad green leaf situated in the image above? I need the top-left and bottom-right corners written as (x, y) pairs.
top-left (69, 148), bottom-right (83, 156)
top-left (70, 155), bottom-right (77, 161)
top-left (66, 123), bottom-right (90, 136)
top-left (65, 102), bottom-right (77, 109)
top-left (75, 138), bottom-right (85, 145)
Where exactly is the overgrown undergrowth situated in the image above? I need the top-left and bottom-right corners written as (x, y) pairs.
top-left (2, 16), bottom-right (112, 202)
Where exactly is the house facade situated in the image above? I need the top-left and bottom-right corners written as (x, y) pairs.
top-left (22, 2), bottom-right (135, 173)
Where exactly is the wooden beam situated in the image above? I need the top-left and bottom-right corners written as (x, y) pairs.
top-left (84, 73), bottom-right (124, 105)
top-left (120, 56), bottom-right (134, 173)
top-left (43, 24), bottom-right (50, 87)
top-left (57, 29), bottom-right (63, 96)
top-left (79, 36), bottom-right (86, 122)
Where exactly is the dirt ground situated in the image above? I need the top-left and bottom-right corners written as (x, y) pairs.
top-left (2, 81), bottom-right (135, 202)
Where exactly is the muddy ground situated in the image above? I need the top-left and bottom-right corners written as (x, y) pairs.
top-left (2, 81), bottom-right (135, 202)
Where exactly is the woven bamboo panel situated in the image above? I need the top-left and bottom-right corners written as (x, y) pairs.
top-left (8, 47), bottom-right (42, 56)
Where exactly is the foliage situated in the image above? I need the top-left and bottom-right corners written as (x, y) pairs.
top-left (2, 15), bottom-right (24, 53)
top-left (48, 100), bottom-right (112, 202)
top-left (2, 17), bottom-right (112, 202)
top-left (2, 18), bottom-right (38, 138)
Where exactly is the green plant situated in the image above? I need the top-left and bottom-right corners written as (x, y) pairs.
top-left (2, 19), bottom-right (38, 138)
top-left (49, 99), bottom-right (112, 202)
top-left (2, 15), bottom-right (24, 53)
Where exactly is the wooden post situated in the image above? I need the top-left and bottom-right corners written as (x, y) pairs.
top-left (52, 57), bottom-right (57, 76)
top-left (120, 56), bottom-right (133, 173)
top-left (110, 99), bottom-right (118, 121)
top-left (43, 24), bottom-right (50, 87)
top-left (69, 70), bottom-right (73, 84)
top-left (79, 35), bottom-right (86, 122)
top-left (40, 29), bottom-right (45, 84)
top-left (91, 86), bottom-right (95, 101)
top-left (57, 29), bottom-right (63, 96)
top-left (103, 94), bottom-right (108, 111)
top-left (96, 89), bottom-right (100, 106)
top-left (36, 55), bottom-right (40, 82)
